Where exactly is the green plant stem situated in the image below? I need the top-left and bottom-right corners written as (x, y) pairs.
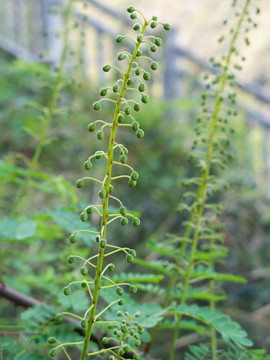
top-left (116, 333), bottom-right (126, 360)
top-left (209, 229), bottom-right (217, 360)
top-left (11, 0), bottom-right (74, 217)
top-left (145, 1), bottom-right (250, 357)
top-left (79, 22), bottom-right (148, 360)
top-left (168, 3), bottom-right (250, 359)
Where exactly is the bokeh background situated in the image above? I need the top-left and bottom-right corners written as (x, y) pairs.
top-left (0, 0), bottom-right (270, 359)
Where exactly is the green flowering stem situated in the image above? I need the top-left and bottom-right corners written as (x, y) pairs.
top-left (11, 0), bottom-right (74, 216)
top-left (168, 2), bottom-right (250, 359)
top-left (144, 1), bottom-right (251, 358)
top-left (79, 21), bottom-right (148, 360)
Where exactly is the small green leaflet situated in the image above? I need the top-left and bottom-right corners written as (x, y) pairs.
top-left (0, 218), bottom-right (37, 240)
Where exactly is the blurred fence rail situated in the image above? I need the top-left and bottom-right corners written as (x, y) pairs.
top-left (0, 0), bottom-right (269, 185)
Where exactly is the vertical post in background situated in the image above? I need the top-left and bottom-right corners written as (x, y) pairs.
top-left (96, 29), bottom-right (105, 84)
top-left (263, 127), bottom-right (270, 196)
top-left (14, 0), bottom-right (24, 46)
top-left (163, 28), bottom-right (178, 101)
top-left (40, 0), bottom-right (63, 67)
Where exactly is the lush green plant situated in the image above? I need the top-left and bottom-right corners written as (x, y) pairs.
top-left (48, 6), bottom-right (170, 360)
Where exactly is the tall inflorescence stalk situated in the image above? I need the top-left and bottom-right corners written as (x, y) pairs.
top-left (11, 0), bottom-right (74, 216)
top-left (144, 1), bottom-right (260, 359)
top-left (48, 6), bottom-right (170, 360)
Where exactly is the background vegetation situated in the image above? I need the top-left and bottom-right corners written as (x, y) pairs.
top-left (0, 1), bottom-right (270, 359)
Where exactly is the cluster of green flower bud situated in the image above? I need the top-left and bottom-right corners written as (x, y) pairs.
top-left (100, 311), bottom-right (143, 359)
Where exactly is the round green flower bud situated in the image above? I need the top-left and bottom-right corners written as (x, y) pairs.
top-left (130, 285), bottom-right (137, 293)
top-left (116, 35), bottom-right (124, 43)
top-left (102, 337), bottom-right (109, 345)
top-left (98, 188), bottom-right (106, 199)
top-left (118, 113), bottom-right (125, 123)
top-left (122, 146), bottom-right (128, 155)
top-left (109, 356), bottom-right (116, 360)
top-left (132, 217), bottom-right (140, 227)
top-left (113, 83), bottom-right (119, 93)
top-left (108, 263), bottom-right (115, 271)
top-left (97, 130), bottom-right (104, 140)
top-left (132, 121), bottom-right (140, 131)
top-left (86, 206), bottom-right (93, 214)
top-left (81, 266), bottom-right (88, 276)
top-left (150, 21), bottom-right (157, 28)
top-left (134, 103), bottom-right (141, 112)
top-left (96, 235), bottom-right (100, 243)
top-left (93, 101), bottom-right (101, 111)
top-left (129, 249), bottom-right (136, 257)
top-left (143, 72), bottom-right (151, 81)
top-left (118, 298), bottom-right (125, 306)
top-left (50, 348), bottom-right (57, 357)
top-left (137, 35), bottom-right (143, 43)
top-left (84, 160), bottom-right (92, 170)
top-left (88, 122), bottom-right (95, 132)
top-left (152, 15), bottom-right (158, 20)
top-left (120, 154), bottom-right (127, 164)
top-left (103, 64), bottom-right (111, 72)
top-left (130, 13), bottom-right (137, 19)
top-left (135, 340), bottom-right (141, 347)
top-left (119, 206), bottom-right (127, 216)
top-left (63, 286), bottom-right (71, 296)
top-left (99, 88), bottom-right (107, 96)
top-left (127, 78), bottom-right (133, 86)
top-left (67, 255), bottom-right (75, 264)
top-left (136, 50), bottom-right (142, 57)
top-left (135, 67), bottom-right (142, 76)
top-left (117, 310), bottom-right (122, 317)
top-left (95, 151), bottom-right (102, 159)
top-left (127, 6), bottom-right (135, 13)
top-left (138, 83), bottom-right (145, 92)
top-left (81, 280), bottom-right (87, 288)
top-left (123, 344), bottom-right (131, 352)
top-left (116, 287), bottom-right (124, 296)
top-left (151, 44), bottom-right (157, 52)
top-left (55, 313), bottom-right (63, 322)
top-left (100, 239), bottom-right (107, 248)
top-left (121, 217), bottom-right (128, 226)
top-left (109, 184), bottom-right (114, 193)
top-left (163, 22), bottom-right (171, 30)
top-left (133, 23), bottom-right (140, 31)
top-left (80, 212), bottom-right (88, 222)
top-left (155, 37), bottom-right (162, 46)
top-left (124, 106), bottom-right (131, 115)
top-left (138, 327), bottom-right (144, 334)
top-left (126, 254), bottom-right (134, 263)
top-left (118, 52), bottom-right (126, 61)
top-left (131, 171), bottom-right (139, 180)
top-left (134, 354), bottom-right (140, 360)
top-left (76, 179), bottom-right (84, 188)
top-left (141, 94), bottom-right (149, 104)
top-left (81, 318), bottom-right (87, 328)
top-left (69, 234), bottom-right (77, 244)
top-left (48, 337), bottom-right (57, 344)
top-left (150, 61), bottom-right (158, 70)
top-left (129, 179), bottom-right (137, 187)
top-left (135, 311), bottom-right (141, 318)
